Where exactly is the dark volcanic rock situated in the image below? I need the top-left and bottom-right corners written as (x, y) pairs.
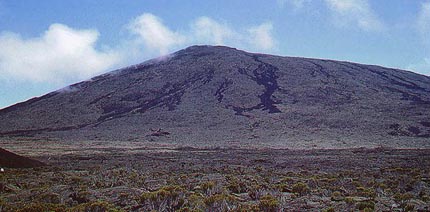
top-left (0, 148), bottom-right (45, 168)
top-left (0, 45), bottom-right (429, 148)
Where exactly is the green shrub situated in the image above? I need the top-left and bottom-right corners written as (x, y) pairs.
top-left (344, 197), bottom-right (355, 204)
top-left (356, 201), bottom-right (375, 211)
top-left (227, 179), bottom-right (247, 193)
top-left (394, 192), bottom-right (414, 203)
top-left (70, 190), bottom-right (91, 204)
top-left (248, 184), bottom-right (263, 200)
top-left (204, 194), bottom-right (237, 211)
top-left (140, 185), bottom-right (186, 211)
top-left (282, 177), bottom-right (294, 184)
top-left (292, 182), bottom-right (309, 196)
top-left (259, 195), bottom-right (279, 212)
top-left (356, 187), bottom-right (376, 198)
top-left (71, 201), bottom-right (121, 212)
top-left (363, 208), bottom-right (373, 212)
top-left (323, 207), bottom-right (335, 212)
top-left (177, 206), bottom-right (204, 212)
top-left (277, 183), bottom-right (290, 192)
top-left (234, 203), bottom-right (260, 212)
top-left (186, 193), bottom-right (205, 210)
top-left (403, 203), bottom-right (415, 212)
top-left (37, 192), bottom-right (61, 204)
top-left (200, 181), bottom-right (216, 196)
top-left (16, 203), bottom-right (66, 212)
top-left (331, 191), bottom-right (343, 201)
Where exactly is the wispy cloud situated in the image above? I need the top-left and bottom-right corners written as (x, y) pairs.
top-left (126, 14), bottom-right (277, 54)
top-left (190, 17), bottom-right (276, 52)
top-left (418, 1), bottom-right (430, 45)
top-left (191, 16), bottom-right (236, 45)
top-left (248, 22), bottom-right (275, 51)
top-left (324, 0), bottom-right (384, 31)
top-left (0, 24), bottom-right (121, 83)
top-left (128, 13), bottom-right (186, 55)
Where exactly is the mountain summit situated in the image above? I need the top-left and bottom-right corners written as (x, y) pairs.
top-left (1, 45), bottom-right (429, 148)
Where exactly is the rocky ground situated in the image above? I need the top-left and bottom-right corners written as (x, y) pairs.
top-left (1, 143), bottom-right (430, 211)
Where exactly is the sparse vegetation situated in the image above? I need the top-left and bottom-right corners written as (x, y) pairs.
top-left (1, 148), bottom-right (430, 211)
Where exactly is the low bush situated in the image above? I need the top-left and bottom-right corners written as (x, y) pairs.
top-left (292, 182), bottom-right (309, 196)
top-left (259, 195), bottom-right (279, 212)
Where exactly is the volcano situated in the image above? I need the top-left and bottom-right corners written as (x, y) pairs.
top-left (0, 45), bottom-right (429, 148)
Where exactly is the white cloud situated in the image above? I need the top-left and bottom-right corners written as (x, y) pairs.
top-left (128, 13), bottom-right (186, 55)
top-left (189, 17), bottom-right (276, 52)
top-left (0, 24), bottom-right (120, 83)
top-left (114, 14), bottom-right (276, 53)
top-left (191, 17), bottom-right (235, 45)
top-left (126, 14), bottom-right (272, 59)
top-left (248, 22), bottom-right (275, 51)
top-left (325, 0), bottom-right (384, 31)
top-left (418, 1), bottom-right (430, 45)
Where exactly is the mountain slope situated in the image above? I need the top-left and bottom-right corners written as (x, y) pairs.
top-left (0, 148), bottom-right (45, 168)
top-left (1, 45), bottom-right (429, 148)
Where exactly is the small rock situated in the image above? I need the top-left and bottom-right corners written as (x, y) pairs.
top-left (331, 195), bottom-right (344, 201)
top-left (351, 196), bottom-right (371, 202)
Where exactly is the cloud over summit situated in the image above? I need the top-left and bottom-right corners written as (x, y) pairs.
top-left (0, 13), bottom-right (277, 84)
top-left (128, 13), bottom-right (186, 55)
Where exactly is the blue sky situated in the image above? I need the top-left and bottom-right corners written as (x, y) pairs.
top-left (0, 0), bottom-right (429, 108)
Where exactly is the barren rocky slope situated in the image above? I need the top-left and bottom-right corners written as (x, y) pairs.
top-left (0, 45), bottom-right (429, 148)
top-left (0, 148), bottom-right (45, 168)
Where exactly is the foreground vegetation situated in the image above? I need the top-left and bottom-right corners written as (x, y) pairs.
top-left (1, 148), bottom-right (430, 211)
